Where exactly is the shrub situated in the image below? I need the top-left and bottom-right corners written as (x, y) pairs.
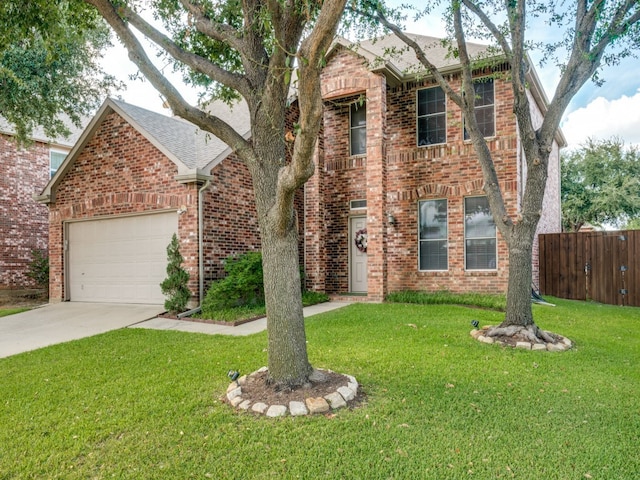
top-left (160, 234), bottom-right (191, 314)
top-left (202, 252), bottom-right (264, 313)
top-left (27, 249), bottom-right (49, 294)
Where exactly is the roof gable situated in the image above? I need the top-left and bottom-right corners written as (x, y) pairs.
top-left (36, 98), bottom-right (250, 203)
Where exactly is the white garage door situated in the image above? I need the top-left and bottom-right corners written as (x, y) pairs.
top-left (67, 212), bottom-right (178, 304)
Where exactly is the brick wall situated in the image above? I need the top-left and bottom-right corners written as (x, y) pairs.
top-left (304, 46), bottom-right (535, 296)
top-left (47, 109), bottom-right (264, 304)
top-left (48, 111), bottom-right (199, 302)
top-left (0, 134), bottom-right (51, 288)
top-left (201, 152), bottom-right (261, 291)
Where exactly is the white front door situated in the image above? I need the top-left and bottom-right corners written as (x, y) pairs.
top-left (350, 216), bottom-right (368, 293)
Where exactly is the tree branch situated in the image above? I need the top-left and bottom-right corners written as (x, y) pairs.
top-left (177, 0), bottom-right (245, 52)
top-left (121, 4), bottom-right (252, 100)
top-left (272, 0), bottom-right (348, 234)
top-left (461, 0), bottom-right (512, 56)
top-left (373, 8), bottom-right (464, 106)
top-left (84, 0), bottom-right (254, 161)
top-left (452, 1), bottom-right (513, 237)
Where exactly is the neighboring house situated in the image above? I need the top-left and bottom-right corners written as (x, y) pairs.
top-left (38, 33), bottom-right (564, 306)
top-left (303, 34), bottom-right (564, 301)
top-left (0, 120), bottom-right (80, 289)
top-left (37, 98), bottom-right (262, 305)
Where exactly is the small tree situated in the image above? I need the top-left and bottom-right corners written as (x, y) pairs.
top-left (160, 234), bottom-right (191, 314)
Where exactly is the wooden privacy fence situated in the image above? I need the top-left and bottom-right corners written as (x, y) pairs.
top-left (539, 230), bottom-right (640, 307)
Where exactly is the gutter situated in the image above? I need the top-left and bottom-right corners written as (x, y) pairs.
top-left (198, 178), bottom-right (211, 306)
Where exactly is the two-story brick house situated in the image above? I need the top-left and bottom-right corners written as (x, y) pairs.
top-left (0, 120), bottom-right (81, 289)
top-left (303, 34), bottom-right (564, 301)
top-left (38, 33), bottom-right (563, 306)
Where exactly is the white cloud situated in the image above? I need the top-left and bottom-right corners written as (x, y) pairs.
top-left (560, 89), bottom-right (640, 150)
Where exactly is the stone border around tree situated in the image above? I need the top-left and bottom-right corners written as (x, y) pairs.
top-left (470, 326), bottom-right (573, 351)
top-left (225, 367), bottom-right (359, 417)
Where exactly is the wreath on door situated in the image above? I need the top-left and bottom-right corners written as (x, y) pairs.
top-left (354, 228), bottom-right (368, 253)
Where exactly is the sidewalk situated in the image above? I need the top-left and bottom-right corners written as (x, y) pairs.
top-left (129, 301), bottom-right (352, 336)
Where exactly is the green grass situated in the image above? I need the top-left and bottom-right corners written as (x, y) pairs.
top-left (387, 289), bottom-right (507, 311)
top-left (0, 307), bottom-right (30, 317)
top-left (197, 291), bottom-right (330, 322)
top-left (1, 298), bottom-right (638, 479)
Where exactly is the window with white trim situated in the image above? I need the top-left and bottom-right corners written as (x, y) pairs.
top-left (350, 103), bottom-right (366, 156)
top-left (50, 149), bottom-right (67, 178)
top-left (417, 87), bottom-right (446, 146)
top-left (464, 196), bottom-right (497, 270)
top-left (464, 78), bottom-right (495, 140)
top-left (419, 199), bottom-right (448, 270)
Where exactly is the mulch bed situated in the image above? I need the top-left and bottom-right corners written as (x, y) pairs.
top-left (158, 313), bottom-right (263, 326)
top-left (225, 370), bottom-right (366, 409)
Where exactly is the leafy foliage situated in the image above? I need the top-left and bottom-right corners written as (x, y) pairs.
top-left (561, 137), bottom-right (640, 231)
top-left (0, 0), bottom-right (121, 144)
top-left (160, 234), bottom-right (191, 314)
top-left (26, 249), bottom-right (49, 293)
top-left (200, 251), bottom-right (331, 319)
top-left (201, 252), bottom-right (265, 314)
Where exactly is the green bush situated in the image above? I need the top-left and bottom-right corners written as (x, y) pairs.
top-left (26, 249), bottom-right (49, 294)
top-left (160, 234), bottom-right (191, 314)
top-left (202, 252), bottom-right (264, 314)
top-left (301, 290), bottom-right (329, 306)
top-left (201, 252), bottom-right (330, 319)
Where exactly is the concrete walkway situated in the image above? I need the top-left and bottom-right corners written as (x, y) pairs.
top-left (0, 302), bottom-right (164, 359)
top-left (0, 301), bottom-right (352, 358)
top-left (130, 301), bottom-right (352, 336)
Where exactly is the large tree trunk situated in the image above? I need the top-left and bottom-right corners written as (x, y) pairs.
top-left (261, 217), bottom-right (312, 387)
top-left (502, 224), bottom-right (535, 327)
top-left (250, 101), bottom-right (313, 388)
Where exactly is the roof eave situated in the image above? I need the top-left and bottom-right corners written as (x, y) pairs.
top-left (174, 170), bottom-right (213, 184)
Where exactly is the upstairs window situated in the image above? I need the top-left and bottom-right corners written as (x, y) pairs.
top-left (464, 196), bottom-right (497, 270)
top-left (417, 87), bottom-right (446, 146)
top-left (464, 78), bottom-right (495, 140)
top-left (50, 149), bottom-right (67, 178)
top-left (350, 103), bottom-right (366, 156)
top-left (419, 199), bottom-right (448, 271)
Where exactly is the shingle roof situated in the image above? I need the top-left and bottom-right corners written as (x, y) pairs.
top-left (0, 115), bottom-right (87, 147)
top-left (111, 98), bottom-right (249, 171)
top-left (334, 33), bottom-right (492, 79)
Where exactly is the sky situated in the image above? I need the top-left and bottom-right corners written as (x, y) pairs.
top-left (102, 6), bottom-right (640, 152)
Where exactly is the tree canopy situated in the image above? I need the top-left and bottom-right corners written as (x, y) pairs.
top-left (0, 1), bottom-right (119, 143)
top-left (562, 137), bottom-right (640, 232)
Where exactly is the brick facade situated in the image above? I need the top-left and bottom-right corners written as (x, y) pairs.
top-left (46, 110), bottom-right (260, 304)
top-left (303, 46), bottom-right (562, 298)
top-left (0, 134), bottom-right (58, 289)
top-left (38, 40), bottom-right (562, 305)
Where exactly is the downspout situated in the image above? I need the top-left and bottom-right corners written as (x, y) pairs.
top-left (198, 178), bottom-right (211, 306)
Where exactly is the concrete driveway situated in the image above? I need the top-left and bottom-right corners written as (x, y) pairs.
top-left (0, 302), bottom-right (164, 359)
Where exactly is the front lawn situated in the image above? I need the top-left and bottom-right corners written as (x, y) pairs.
top-left (0, 307), bottom-right (30, 317)
top-left (0, 298), bottom-right (638, 479)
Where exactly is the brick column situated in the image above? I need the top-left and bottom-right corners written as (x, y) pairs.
top-left (365, 74), bottom-right (388, 301)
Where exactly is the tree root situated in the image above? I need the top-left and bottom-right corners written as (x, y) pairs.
top-left (484, 324), bottom-right (562, 345)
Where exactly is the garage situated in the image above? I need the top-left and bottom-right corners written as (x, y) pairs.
top-left (67, 212), bottom-right (178, 304)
